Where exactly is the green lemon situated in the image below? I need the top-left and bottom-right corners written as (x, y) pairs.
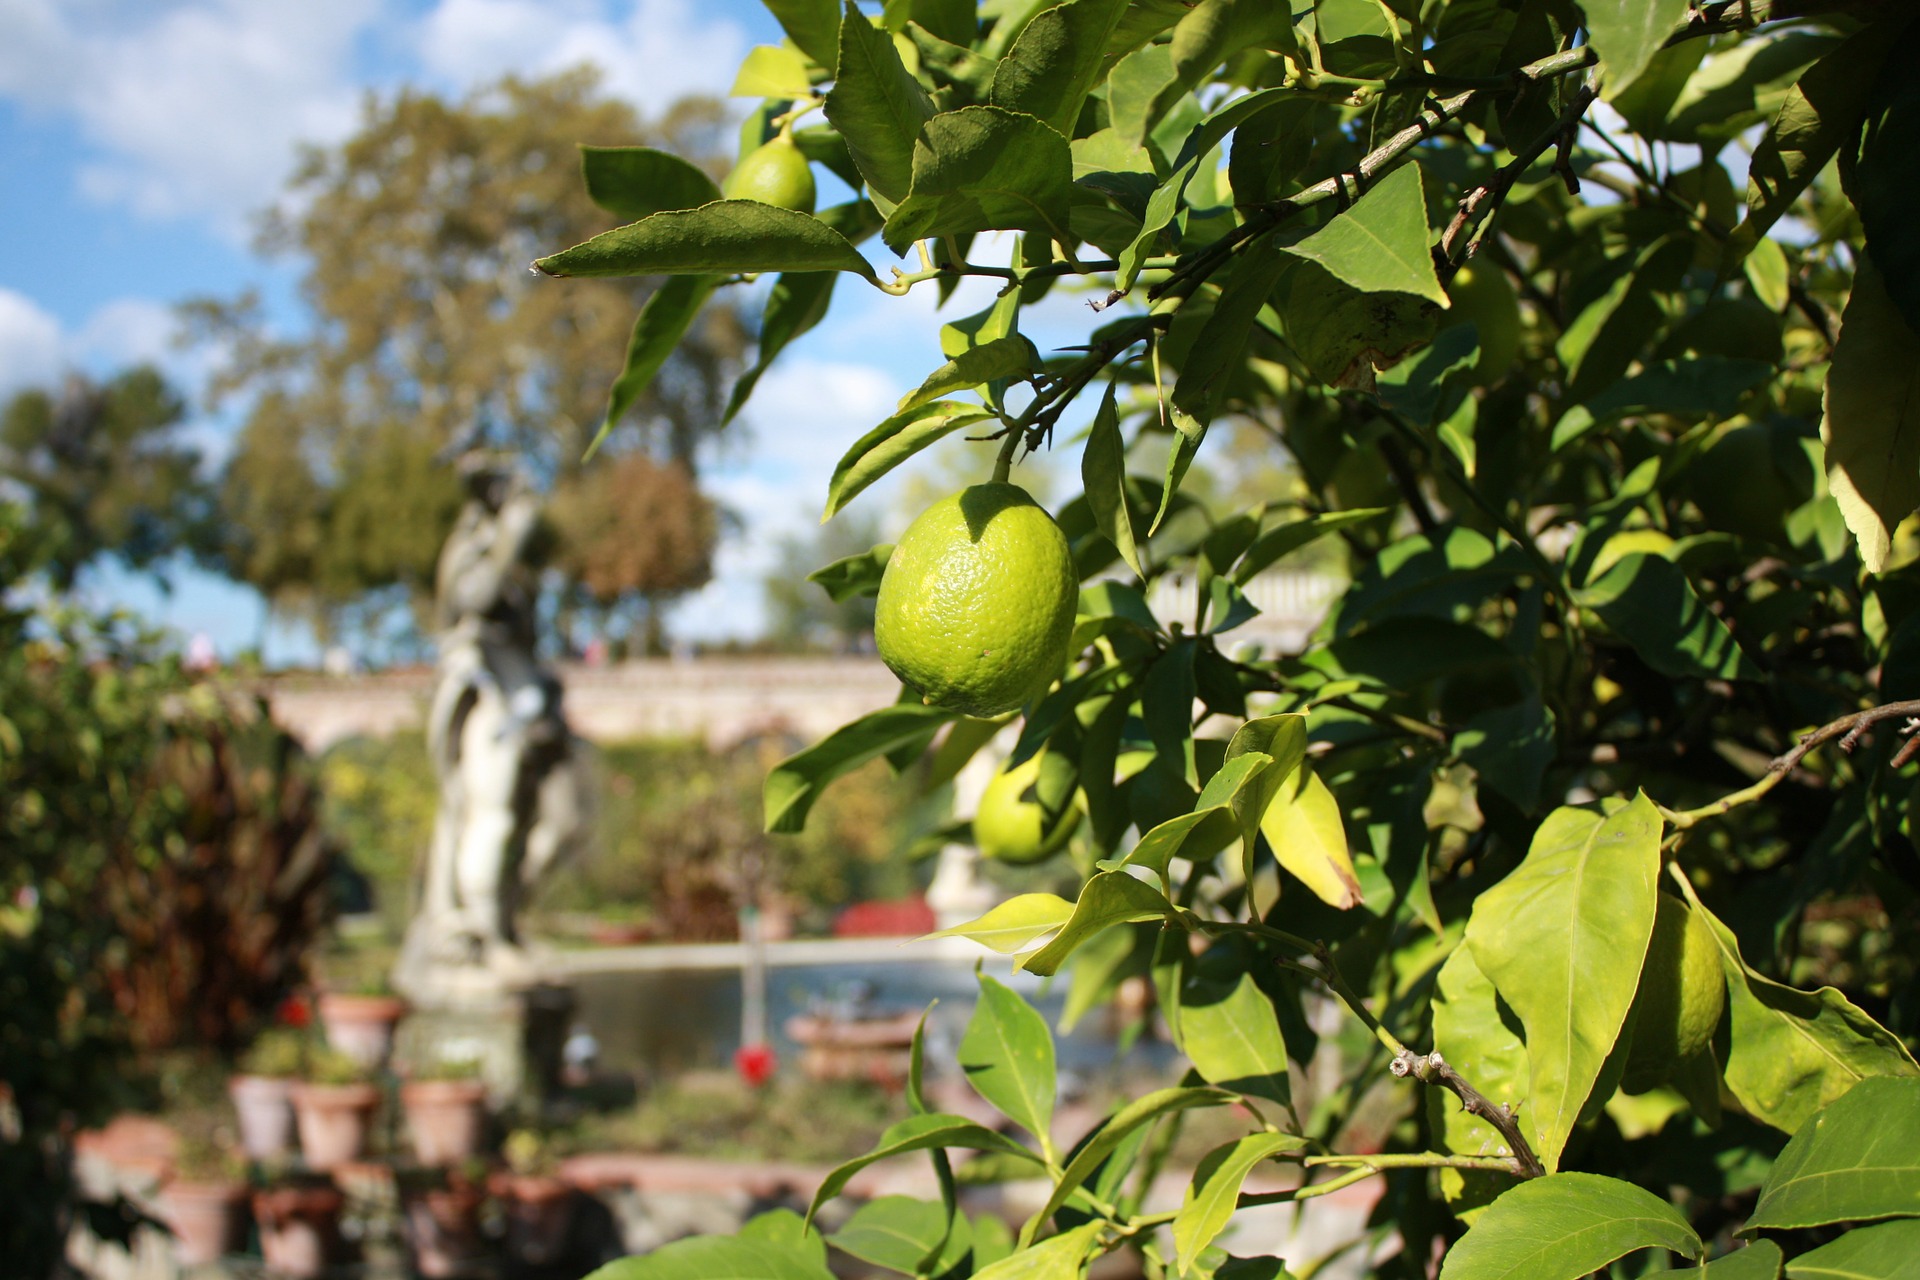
top-left (1622, 893), bottom-right (1727, 1092)
top-left (973, 754), bottom-right (1078, 864)
top-left (1446, 262), bottom-right (1521, 382)
top-left (875, 483), bottom-right (1078, 717)
top-left (722, 135), bottom-right (816, 212)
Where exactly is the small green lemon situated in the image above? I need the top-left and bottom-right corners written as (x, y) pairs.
top-left (875, 483), bottom-right (1077, 717)
top-left (723, 135), bottom-right (816, 212)
top-left (1446, 262), bottom-right (1522, 381)
top-left (1622, 893), bottom-right (1727, 1092)
top-left (973, 754), bottom-right (1078, 864)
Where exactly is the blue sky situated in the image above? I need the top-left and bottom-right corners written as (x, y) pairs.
top-left (0, 0), bottom-right (1084, 662)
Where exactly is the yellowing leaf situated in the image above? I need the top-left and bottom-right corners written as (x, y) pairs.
top-left (1260, 765), bottom-right (1360, 909)
top-left (1822, 254), bottom-right (1920, 574)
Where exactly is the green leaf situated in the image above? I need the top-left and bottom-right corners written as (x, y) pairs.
top-left (1134, 0), bottom-right (1294, 143)
top-left (1554, 357), bottom-right (1774, 450)
top-left (725, 270), bottom-right (839, 424)
top-left (823, 400), bottom-right (997, 520)
top-left (1172, 1134), bottom-right (1306, 1275)
top-left (732, 44), bottom-right (816, 97)
top-left (1464, 796), bottom-right (1664, 1172)
top-left (1438, 1173), bottom-right (1703, 1279)
top-left (960, 973), bottom-right (1057, 1144)
top-left (990, 0), bottom-right (1130, 134)
top-left (825, 1), bottom-right (935, 203)
top-left (808, 1113), bottom-right (1044, 1221)
top-left (1275, 259), bottom-right (1439, 390)
top-left (1677, 883), bottom-right (1918, 1136)
top-left (583, 1233), bottom-right (836, 1280)
top-left (1021, 871), bottom-right (1175, 976)
top-left (829, 1196), bottom-right (970, 1276)
top-left (1454, 697), bottom-right (1556, 813)
top-left (1747, 1077), bottom-right (1920, 1231)
top-left (1022, 1087), bottom-right (1239, 1243)
top-left (808, 543), bottom-right (893, 602)
top-left (1782, 1219), bottom-right (1920, 1279)
top-left (1429, 946), bottom-right (1529, 1222)
top-left (740, 1210), bottom-right (830, 1271)
top-left (924, 892), bottom-right (1075, 953)
top-left (1107, 41), bottom-right (1177, 150)
top-left (585, 274), bottom-right (716, 460)
top-left (898, 335), bottom-right (1039, 414)
top-left (976, 1222), bottom-right (1105, 1280)
top-left (1733, 23), bottom-right (1893, 257)
top-left (883, 106), bottom-right (1075, 255)
top-left (1174, 241), bottom-right (1294, 427)
top-left (1281, 164), bottom-right (1447, 306)
top-left (1180, 971), bottom-right (1294, 1109)
top-left (1583, 0), bottom-right (1693, 100)
top-left (1556, 236), bottom-right (1693, 402)
top-left (1644, 1242), bottom-right (1784, 1280)
top-left (1577, 553), bottom-right (1763, 682)
top-left (765, 0), bottom-right (842, 67)
top-left (579, 146), bottom-right (722, 222)
top-left (1122, 754), bottom-right (1274, 879)
top-left (1233, 510), bottom-right (1388, 584)
top-left (1823, 254), bottom-right (1920, 574)
top-left (536, 201), bottom-right (876, 280)
top-left (1117, 157), bottom-right (1197, 293)
top-left (1083, 384), bottom-right (1143, 579)
top-left (765, 704), bottom-right (957, 832)
top-left (1852, 45), bottom-right (1920, 333)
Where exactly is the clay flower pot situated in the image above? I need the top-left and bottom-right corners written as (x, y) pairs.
top-left (400, 1179), bottom-right (487, 1278)
top-left (161, 1179), bottom-right (249, 1266)
top-left (229, 1073), bottom-right (297, 1161)
top-left (253, 1182), bottom-right (345, 1279)
top-left (492, 1171), bottom-right (578, 1267)
top-left (289, 1081), bottom-right (382, 1170)
top-left (317, 991), bottom-right (408, 1070)
top-left (400, 1078), bottom-right (489, 1165)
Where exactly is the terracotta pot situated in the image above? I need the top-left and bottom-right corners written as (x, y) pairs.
top-left (230, 1073), bottom-right (298, 1161)
top-left (492, 1172), bottom-right (578, 1267)
top-left (400, 1078), bottom-right (489, 1165)
top-left (317, 991), bottom-right (408, 1069)
top-left (161, 1179), bottom-right (248, 1266)
top-left (289, 1081), bottom-right (382, 1170)
top-left (253, 1183), bottom-right (345, 1279)
top-left (400, 1181), bottom-right (486, 1278)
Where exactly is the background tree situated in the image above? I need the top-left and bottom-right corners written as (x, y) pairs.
top-left (548, 451), bottom-right (720, 655)
top-left (187, 69), bottom-right (749, 643)
top-left (0, 365), bottom-right (215, 590)
top-left (535, 0), bottom-right (1920, 1276)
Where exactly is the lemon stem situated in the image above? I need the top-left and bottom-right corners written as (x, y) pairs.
top-left (991, 426), bottom-right (1018, 483)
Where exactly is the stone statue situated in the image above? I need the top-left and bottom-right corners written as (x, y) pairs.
top-left (396, 460), bottom-right (593, 999)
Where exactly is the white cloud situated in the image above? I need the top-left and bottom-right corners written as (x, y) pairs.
top-left (73, 297), bottom-right (180, 369)
top-left (0, 289), bottom-right (63, 397)
top-left (417, 0), bottom-right (747, 118)
top-left (0, 0), bottom-right (374, 233)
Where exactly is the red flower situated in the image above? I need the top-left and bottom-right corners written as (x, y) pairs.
top-left (734, 1042), bottom-right (777, 1088)
top-left (276, 994), bottom-right (312, 1029)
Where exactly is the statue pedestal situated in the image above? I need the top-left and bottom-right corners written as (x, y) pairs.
top-left (395, 981), bottom-right (574, 1110)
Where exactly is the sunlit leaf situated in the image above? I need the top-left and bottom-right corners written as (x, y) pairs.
top-left (1438, 1173), bottom-right (1702, 1279)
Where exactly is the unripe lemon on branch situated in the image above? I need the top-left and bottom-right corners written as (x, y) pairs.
top-left (974, 753), bottom-right (1078, 864)
top-left (1622, 893), bottom-right (1726, 1092)
top-left (723, 134), bottom-right (816, 212)
top-left (875, 483), bottom-right (1077, 718)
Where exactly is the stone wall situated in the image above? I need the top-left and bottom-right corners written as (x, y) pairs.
top-left (264, 657), bottom-right (902, 752)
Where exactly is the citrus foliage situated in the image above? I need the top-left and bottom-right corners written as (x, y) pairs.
top-left (545, 0), bottom-right (1920, 1273)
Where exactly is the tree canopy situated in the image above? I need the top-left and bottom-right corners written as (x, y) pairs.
top-left (534, 0), bottom-right (1920, 1275)
top-left (188, 69), bottom-right (749, 639)
top-left (0, 365), bottom-right (214, 590)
